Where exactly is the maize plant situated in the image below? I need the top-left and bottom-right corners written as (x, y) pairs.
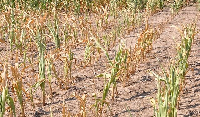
top-left (147, 0), bottom-right (164, 14)
top-left (48, 2), bottom-right (60, 49)
top-left (129, 22), bottom-right (159, 75)
top-left (0, 87), bottom-right (16, 117)
top-left (9, 7), bottom-right (15, 51)
top-left (151, 23), bottom-right (196, 117)
top-left (63, 49), bottom-right (74, 89)
top-left (36, 27), bottom-right (46, 106)
top-left (0, 63), bottom-right (16, 117)
top-left (11, 64), bottom-right (25, 117)
top-left (84, 41), bottom-right (92, 65)
top-left (93, 37), bottom-right (128, 115)
top-left (47, 56), bottom-right (53, 98)
top-left (171, 0), bottom-right (186, 14)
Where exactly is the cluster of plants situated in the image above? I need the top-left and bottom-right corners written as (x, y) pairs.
top-left (0, 0), bottom-right (198, 117)
top-left (150, 23), bottom-right (196, 117)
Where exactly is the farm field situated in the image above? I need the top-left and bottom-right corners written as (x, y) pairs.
top-left (0, 0), bottom-right (200, 117)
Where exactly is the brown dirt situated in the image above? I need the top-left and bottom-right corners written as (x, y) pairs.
top-left (1, 3), bottom-right (200, 117)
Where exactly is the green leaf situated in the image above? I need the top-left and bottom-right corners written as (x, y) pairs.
top-left (7, 96), bottom-right (16, 117)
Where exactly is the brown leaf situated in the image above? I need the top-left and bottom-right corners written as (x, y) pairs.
top-left (0, 39), bottom-right (5, 43)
